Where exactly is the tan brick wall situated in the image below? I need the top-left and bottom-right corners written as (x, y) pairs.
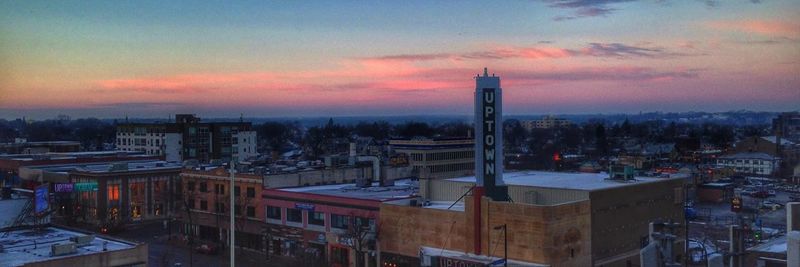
top-left (379, 197), bottom-right (592, 266)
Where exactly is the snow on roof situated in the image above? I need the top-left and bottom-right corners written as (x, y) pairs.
top-left (422, 201), bottom-right (465, 211)
top-left (0, 227), bottom-right (136, 266)
top-left (761, 136), bottom-right (796, 146)
top-left (447, 171), bottom-right (677, 191)
top-left (747, 235), bottom-right (787, 253)
top-left (718, 152), bottom-right (777, 161)
top-left (277, 179), bottom-right (419, 201)
top-left (0, 198), bottom-right (28, 228)
top-left (420, 246), bottom-right (546, 266)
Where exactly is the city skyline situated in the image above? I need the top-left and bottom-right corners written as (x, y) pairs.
top-left (1, 0), bottom-right (799, 119)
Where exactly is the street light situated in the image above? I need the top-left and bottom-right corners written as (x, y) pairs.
top-left (493, 224), bottom-right (507, 267)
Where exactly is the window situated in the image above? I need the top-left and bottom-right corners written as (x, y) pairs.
top-left (331, 214), bottom-right (350, 229)
top-left (187, 181), bottom-right (195, 192)
top-left (309, 212), bottom-right (325, 226)
top-left (199, 182), bottom-right (208, 193)
top-left (235, 205), bottom-right (241, 216)
top-left (267, 206), bottom-right (281, 220)
top-left (200, 200), bottom-right (208, 211)
top-left (234, 186), bottom-right (240, 197)
top-left (215, 202), bottom-right (226, 213)
top-left (286, 208), bottom-right (302, 223)
top-left (246, 187), bottom-right (255, 198)
top-left (215, 184), bottom-right (225, 195)
top-left (108, 184), bottom-right (120, 201)
top-left (187, 199), bottom-right (195, 209)
top-left (247, 206), bottom-right (255, 217)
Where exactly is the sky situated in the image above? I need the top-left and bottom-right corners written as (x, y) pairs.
top-left (0, 0), bottom-right (798, 119)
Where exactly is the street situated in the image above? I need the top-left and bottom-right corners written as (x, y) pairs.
top-left (112, 221), bottom-right (300, 267)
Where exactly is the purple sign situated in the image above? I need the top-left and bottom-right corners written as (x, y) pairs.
top-left (295, 203), bottom-right (315, 211)
top-left (54, 183), bottom-right (74, 193)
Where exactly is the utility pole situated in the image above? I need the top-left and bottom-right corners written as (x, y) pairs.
top-left (230, 160), bottom-right (235, 267)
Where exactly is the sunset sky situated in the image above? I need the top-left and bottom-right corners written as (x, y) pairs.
top-left (1, 0), bottom-right (798, 119)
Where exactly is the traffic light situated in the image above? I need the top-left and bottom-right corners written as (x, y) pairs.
top-left (754, 230), bottom-right (761, 241)
top-left (731, 197), bottom-right (742, 212)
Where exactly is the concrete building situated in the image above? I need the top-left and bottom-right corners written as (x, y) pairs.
top-left (179, 167), bottom-right (266, 253)
top-left (380, 171), bottom-right (688, 266)
top-left (716, 152), bottom-right (780, 177)
top-left (263, 180), bottom-right (418, 267)
top-left (520, 115), bottom-right (573, 130)
top-left (0, 225), bottom-right (148, 267)
top-left (389, 138), bottom-right (474, 180)
top-left (0, 140), bottom-right (81, 155)
top-left (116, 114), bottom-right (257, 163)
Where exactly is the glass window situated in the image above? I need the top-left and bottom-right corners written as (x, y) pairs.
top-left (309, 212), bottom-right (325, 226)
top-left (247, 187), bottom-right (256, 198)
top-left (187, 181), bottom-right (195, 192)
top-left (266, 206), bottom-right (281, 220)
top-left (234, 186), bottom-right (240, 197)
top-left (331, 214), bottom-right (350, 229)
top-left (200, 200), bottom-right (208, 211)
top-left (199, 182), bottom-right (208, 192)
top-left (247, 206), bottom-right (256, 217)
top-left (286, 208), bottom-right (302, 223)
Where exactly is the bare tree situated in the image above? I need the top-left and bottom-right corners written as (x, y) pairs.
top-left (341, 214), bottom-right (376, 267)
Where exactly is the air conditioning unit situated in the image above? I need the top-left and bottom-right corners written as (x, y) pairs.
top-left (51, 242), bottom-right (77, 256)
top-left (69, 235), bottom-right (95, 247)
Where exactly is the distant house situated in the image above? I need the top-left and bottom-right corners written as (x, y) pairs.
top-left (716, 152), bottom-right (780, 177)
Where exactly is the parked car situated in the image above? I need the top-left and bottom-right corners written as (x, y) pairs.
top-left (789, 194), bottom-right (800, 202)
top-left (195, 243), bottom-right (219, 255)
top-left (767, 190), bottom-right (776, 197)
top-left (751, 191), bottom-right (770, 198)
top-left (760, 201), bottom-right (783, 210)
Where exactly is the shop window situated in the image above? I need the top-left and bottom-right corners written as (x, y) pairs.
top-left (108, 184), bottom-right (120, 201)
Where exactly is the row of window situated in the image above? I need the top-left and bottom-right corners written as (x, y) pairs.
top-left (428, 162), bottom-right (473, 174)
top-left (186, 182), bottom-right (256, 198)
top-left (266, 206), bottom-right (374, 230)
top-left (187, 199), bottom-right (257, 217)
top-left (117, 138), bottom-right (162, 147)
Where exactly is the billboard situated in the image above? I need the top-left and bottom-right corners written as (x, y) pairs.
top-left (34, 184), bottom-right (49, 214)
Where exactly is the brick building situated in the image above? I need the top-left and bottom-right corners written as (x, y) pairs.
top-left (179, 167), bottom-right (266, 253)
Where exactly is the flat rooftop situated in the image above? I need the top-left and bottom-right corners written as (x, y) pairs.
top-left (278, 180), bottom-right (418, 201)
top-left (447, 171), bottom-right (684, 191)
top-left (747, 235), bottom-right (786, 254)
top-left (32, 160), bottom-right (182, 174)
top-left (0, 151), bottom-right (149, 161)
top-left (0, 227), bottom-right (136, 267)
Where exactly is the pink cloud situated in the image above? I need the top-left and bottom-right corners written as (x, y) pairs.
top-left (708, 20), bottom-right (800, 38)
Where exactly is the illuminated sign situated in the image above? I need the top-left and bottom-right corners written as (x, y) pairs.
top-left (438, 257), bottom-right (484, 267)
top-left (731, 197), bottom-right (742, 212)
top-left (34, 184), bottom-right (49, 214)
top-left (54, 183), bottom-right (74, 193)
top-left (74, 182), bottom-right (98, 192)
top-left (482, 88), bottom-right (497, 186)
top-left (295, 203), bottom-right (315, 211)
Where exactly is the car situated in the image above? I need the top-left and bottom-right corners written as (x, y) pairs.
top-left (767, 190), bottom-right (776, 197)
top-left (195, 243), bottom-right (218, 255)
top-left (760, 201), bottom-right (783, 210)
top-left (789, 195), bottom-right (800, 202)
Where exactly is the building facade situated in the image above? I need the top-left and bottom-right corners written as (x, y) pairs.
top-left (116, 114), bottom-right (257, 163)
top-left (179, 167), bottom-right (266, 253)
top-left (520, 115), bottom-right (573, 130)
top-left (263, 181), bottom-right (417, 267)
top-left (716, 152), bottom-right (780, 177)
top-left (389, 138), bottom-right (474, 180)
top-left (0, 140), bottom-right (81, 155)
top-left (57, 161), bottom-right (182, 228)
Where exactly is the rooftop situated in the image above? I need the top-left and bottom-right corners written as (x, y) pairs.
top-left (747, 235), bottom-right (787, 254)
top-left (447, 171), bottom-right (684, 191)
top-left (719, 152), bottom-right (777, 161)
top-left (0, 151), bottom-right (150, 161)
top-left (0, 226), bottom-right (136, 267)
top-left (32, 160), bottom-right (182, 174)
top-left (277, 179), bottom-right (418, 201)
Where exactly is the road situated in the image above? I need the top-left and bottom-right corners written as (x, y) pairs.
top-left (112, 221), bottom-right (300, 267)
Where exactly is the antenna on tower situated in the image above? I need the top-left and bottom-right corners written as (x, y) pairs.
top-left (483, 67), bottom-right (488, 77)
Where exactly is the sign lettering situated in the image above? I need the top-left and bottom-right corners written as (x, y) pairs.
top-left (482, 88), bottom-right (496, 185)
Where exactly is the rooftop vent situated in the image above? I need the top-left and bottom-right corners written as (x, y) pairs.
top-left (609, 165), bottom-right (635, 181)
top-left (51, 242), bottom-right (77, 256)
top-left (69, 235), bottom-right (94, 247)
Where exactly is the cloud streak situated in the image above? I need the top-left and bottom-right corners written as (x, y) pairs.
top-left (542, 0), bottom-right (636, 20)
top-left (360, 42), bottom-right (690, 63)
top-left (708, 20), bottom-right (800, 38)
